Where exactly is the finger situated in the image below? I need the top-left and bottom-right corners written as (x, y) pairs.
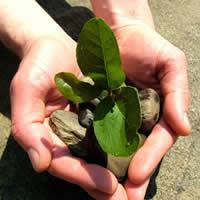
top-left (84, 184), bottom-right (128, 200)
top-left (45, 95), bottom-right (69, 116)
top-left (125, 179), bottom-right (150, 200)
top-left (158, 48), bottom-right (191, 135)
top-left (10, 68), bottom-right (53, 172)
top-left (128, 118), bottom-right (177, 184)
top-left (48, 133), bottom-right (118, 194)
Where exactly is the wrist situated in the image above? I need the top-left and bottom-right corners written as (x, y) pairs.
top-left (0, 0), bottom-right (73, 58)
top-left (0, 28), bottom-right (73, 59)
top-left (91, 0), bottom-right (154, 30)
top-left (19, 31), bottom-right (75, 60)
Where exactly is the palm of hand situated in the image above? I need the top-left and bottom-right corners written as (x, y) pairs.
top-left (11, 38), bottom-right (78, 166)
top-left (115, 24), bottom-right (168, 91)
top-left (115, 23), bottom-right (189, 133)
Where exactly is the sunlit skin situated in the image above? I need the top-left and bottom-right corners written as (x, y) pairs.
top-left (10, 38), bottom-right (119, 194)
top-left (84, 21), bottom-right (190, 199)
top-left (0, 0), bottom-right (191, 199)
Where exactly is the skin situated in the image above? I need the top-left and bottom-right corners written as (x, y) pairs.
top-left (89, 1), bottom-right (191, 199)
top-left (0, 0), bottom-right (190, 199)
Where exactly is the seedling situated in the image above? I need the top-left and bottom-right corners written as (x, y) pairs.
top-left (55, 18), bottom-right (142, 157)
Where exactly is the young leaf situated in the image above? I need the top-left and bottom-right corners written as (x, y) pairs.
top-left (76, 18), bottom-right (125, 89)
top-left (94, 87), bottom-right (141, 156)
top-left (55, 72), bottom-right (101, 104)
top-left (115, 86), bottom-right (142, 133)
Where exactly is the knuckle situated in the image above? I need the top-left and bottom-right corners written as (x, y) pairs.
top-left (10, 66), bottom-right (50, 95)
top-left (10, 74), bottom-right (20, 94)
top-left (175, 49), bottom-right (186, 61)
top-left (11, 121), bottom-right (23, 142)
top-left (166, 47), bottom-right (188, 72)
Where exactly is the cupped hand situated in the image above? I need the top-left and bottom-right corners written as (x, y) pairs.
top-left (10, 37), bottom-right (118, 196)
top-left (9, 22), bottom-right (191, 200)
top-left (114, 22), bottom-right (191, 199)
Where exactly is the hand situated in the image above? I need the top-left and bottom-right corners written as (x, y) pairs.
top-left (116, 22), bottom-right (191, 199)
top-left (9, 23), bottom-right (190, 200)
top-left (10, 37), bottom-right (119, 196)
top-left (86, 21), bottom-right (191, 199)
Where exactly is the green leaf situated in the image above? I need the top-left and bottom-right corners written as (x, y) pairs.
top-left (115, 86), bottom-right (142, 132)
top-left (94, 86), bottom-right (141, 156)
top-left (55, 72), bottom-right (101, 103)
top-left (76, 18), bottom-right (125, 89)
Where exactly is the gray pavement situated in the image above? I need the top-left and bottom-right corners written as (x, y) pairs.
top-left (150, 1), bottom-right (200, 199)
top-left (0, 0), bottom-right (199, 199)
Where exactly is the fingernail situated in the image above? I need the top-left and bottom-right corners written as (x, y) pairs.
top-left (184, 113), bottom-right (191, 134)
top-left (28, 148), bottom-right (40, 171)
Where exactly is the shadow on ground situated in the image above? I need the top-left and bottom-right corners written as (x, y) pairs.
top-left (0, 1), bottom-right (160, 199)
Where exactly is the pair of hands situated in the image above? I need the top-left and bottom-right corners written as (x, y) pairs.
top-left (10, 20), bottom-right (190, 199)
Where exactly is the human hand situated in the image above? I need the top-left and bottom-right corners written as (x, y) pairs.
top-left (90, 1), bottom-right (190, 198)
top-left (85, 20), bottom-right (191, 199)
top-left (10, 37), bottom-right (119, 196)
top-left (0, 0), bottom-right (126, 198)
top-left (115, 21), bottom-right (190, 199)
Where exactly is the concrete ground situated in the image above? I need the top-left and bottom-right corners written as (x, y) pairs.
top-left (0, 0), bottom-right (199, 199)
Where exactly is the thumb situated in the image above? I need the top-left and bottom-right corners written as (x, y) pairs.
top-left (10, 67), bottom-right (53, 172)
top-left (158, 47), bottom-right (191, 136)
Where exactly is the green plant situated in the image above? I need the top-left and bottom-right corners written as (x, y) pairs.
top-left (55, 18), bottom-right (141, 157)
